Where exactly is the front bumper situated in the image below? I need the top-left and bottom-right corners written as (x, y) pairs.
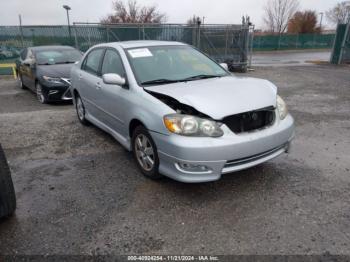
top-left (41, 84), bottom-right (72, 102)
top-left (150, 114), bottom-right (295, 183)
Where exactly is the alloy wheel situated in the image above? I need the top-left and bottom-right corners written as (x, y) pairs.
top-left (134, 134), bottom-right (155, 171)
top-left (76, 97), bottom-right (85, 121)
top-left (36, 84), bottom-right (45, 103)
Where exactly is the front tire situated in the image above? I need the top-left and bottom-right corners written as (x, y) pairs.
top-left (75, 94), bottom-right (89, 125)
top-left (132, 126), bottom-right (162, 180)
top-left (36, 83), bottom-right (48, 104)
top-left (0, 144), bottom-right (16, 218)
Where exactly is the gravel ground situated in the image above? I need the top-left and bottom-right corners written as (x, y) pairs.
top-left (0, 64), bottom-right (349, 255)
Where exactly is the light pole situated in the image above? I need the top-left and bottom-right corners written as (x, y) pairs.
top-left (319, 12), bottom-right (323, 34)
top-left (63, 5), bottom-right (72, 40)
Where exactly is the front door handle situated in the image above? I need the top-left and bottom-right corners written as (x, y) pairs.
top-left (95, 82), bottom-right (102, 89)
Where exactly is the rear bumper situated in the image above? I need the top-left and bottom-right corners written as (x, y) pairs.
top-left (151, 114), bottom-right (295, 183)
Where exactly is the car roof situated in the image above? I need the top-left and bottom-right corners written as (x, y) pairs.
top-left (94, 40), bottom-right (187, 49)
top-left (29, 45), bottom-right (77, 52)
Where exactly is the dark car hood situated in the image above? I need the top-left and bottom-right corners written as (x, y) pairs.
top-left (36, 63), bottom-right (75, 79)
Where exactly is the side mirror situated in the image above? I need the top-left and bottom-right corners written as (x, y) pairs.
top-left (220, 63), bottom-right (228, 71)
top-left (102, 73), bottom-right (126, 86)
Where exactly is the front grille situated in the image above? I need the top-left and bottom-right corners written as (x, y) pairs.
top-left (222, 106), bottom-right (275, 134)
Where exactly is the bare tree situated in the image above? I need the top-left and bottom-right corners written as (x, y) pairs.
top-left (326, 1), bottom-right (350, 25)
top-left (263, 0), bottom-right (300, 34)
top-left (101, 0), bottom-right (167, 24)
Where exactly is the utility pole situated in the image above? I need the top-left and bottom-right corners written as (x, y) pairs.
top-left (63, 5), bottom-right (72, 41)
top-left (319, 12), bottom-right (323, 34)
top-left (18, 15), bottom-right (24, 47)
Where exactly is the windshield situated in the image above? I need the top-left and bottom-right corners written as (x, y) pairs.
top-left (126, 45), bottom-right (228, 85)
top-left (35, 49), bottom-right (82, 65)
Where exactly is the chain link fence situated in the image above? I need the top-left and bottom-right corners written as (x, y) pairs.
top-left (72, 23), bottom-right (250, 71)
top-left (0, 23), bottom-right (343, 76)
top-left (0, 23), bottom-right (251, 74)
top-left (253, 33), bottom-right (335, 51)
top-left (0, 25), bottom-right (75, 75)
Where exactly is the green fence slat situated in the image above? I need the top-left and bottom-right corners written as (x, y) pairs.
top-left (253, 33), bottom-right (335, 51)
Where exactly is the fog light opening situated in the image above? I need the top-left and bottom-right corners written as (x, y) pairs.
top-left (175, 162), bottom-right (212, 174)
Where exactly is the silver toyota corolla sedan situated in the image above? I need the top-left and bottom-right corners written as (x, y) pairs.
top-left (70, 41), bottom-right (295, 183)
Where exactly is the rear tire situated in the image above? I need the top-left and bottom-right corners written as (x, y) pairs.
top-left (75, 94), bottom-right (89, 125)
top-left (0, 144), bottom-right (16, 218)
top-left (132, 126), bottom-right (162, 180)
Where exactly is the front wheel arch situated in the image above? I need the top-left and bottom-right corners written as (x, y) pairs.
top-left (129, 119), bottom-right (147, 141)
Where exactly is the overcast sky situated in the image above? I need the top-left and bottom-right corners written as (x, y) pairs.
top-left (0, 0), bottom-right (342, 29)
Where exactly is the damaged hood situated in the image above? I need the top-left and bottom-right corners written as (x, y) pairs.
top-left (144, 76), bottom-right (277, 119)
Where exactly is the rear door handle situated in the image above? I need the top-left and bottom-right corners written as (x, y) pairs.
top-left (78, 74), bottom-right (83, 80)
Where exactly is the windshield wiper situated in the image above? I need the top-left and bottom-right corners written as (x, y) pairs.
top-left (37, 61), bottom-right (75, 65)
top-left (141, 75), bottom-right (223, 86)
top-left (182, 74), bottom-right (222, 81)
top-left (141, 79), bottom-right (180, 86)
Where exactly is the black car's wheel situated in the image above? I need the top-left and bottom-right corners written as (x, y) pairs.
top-left (18, 73), bottom-right (26, 89)
top-left (75, 94), bottom-right (89, 125)
top-left (132, 126), bottom-right (162, 180)
top-left (0, 144), bottom-right (16, 218)
top-left (36, 82), bottom-right (48, 104)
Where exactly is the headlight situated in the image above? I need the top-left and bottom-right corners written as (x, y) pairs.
top-left (163, 114), bottom-right (224, 137)
top-left (42, 76), bottom-right (62, 84)
top-left (277, 95), bottom-right (288, 120)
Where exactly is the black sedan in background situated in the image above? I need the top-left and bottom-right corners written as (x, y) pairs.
top-left (17, 46), bottom-right (82, 103)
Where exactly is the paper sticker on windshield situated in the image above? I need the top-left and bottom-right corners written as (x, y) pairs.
top-left (128, 48), bottom-right (153, 58)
